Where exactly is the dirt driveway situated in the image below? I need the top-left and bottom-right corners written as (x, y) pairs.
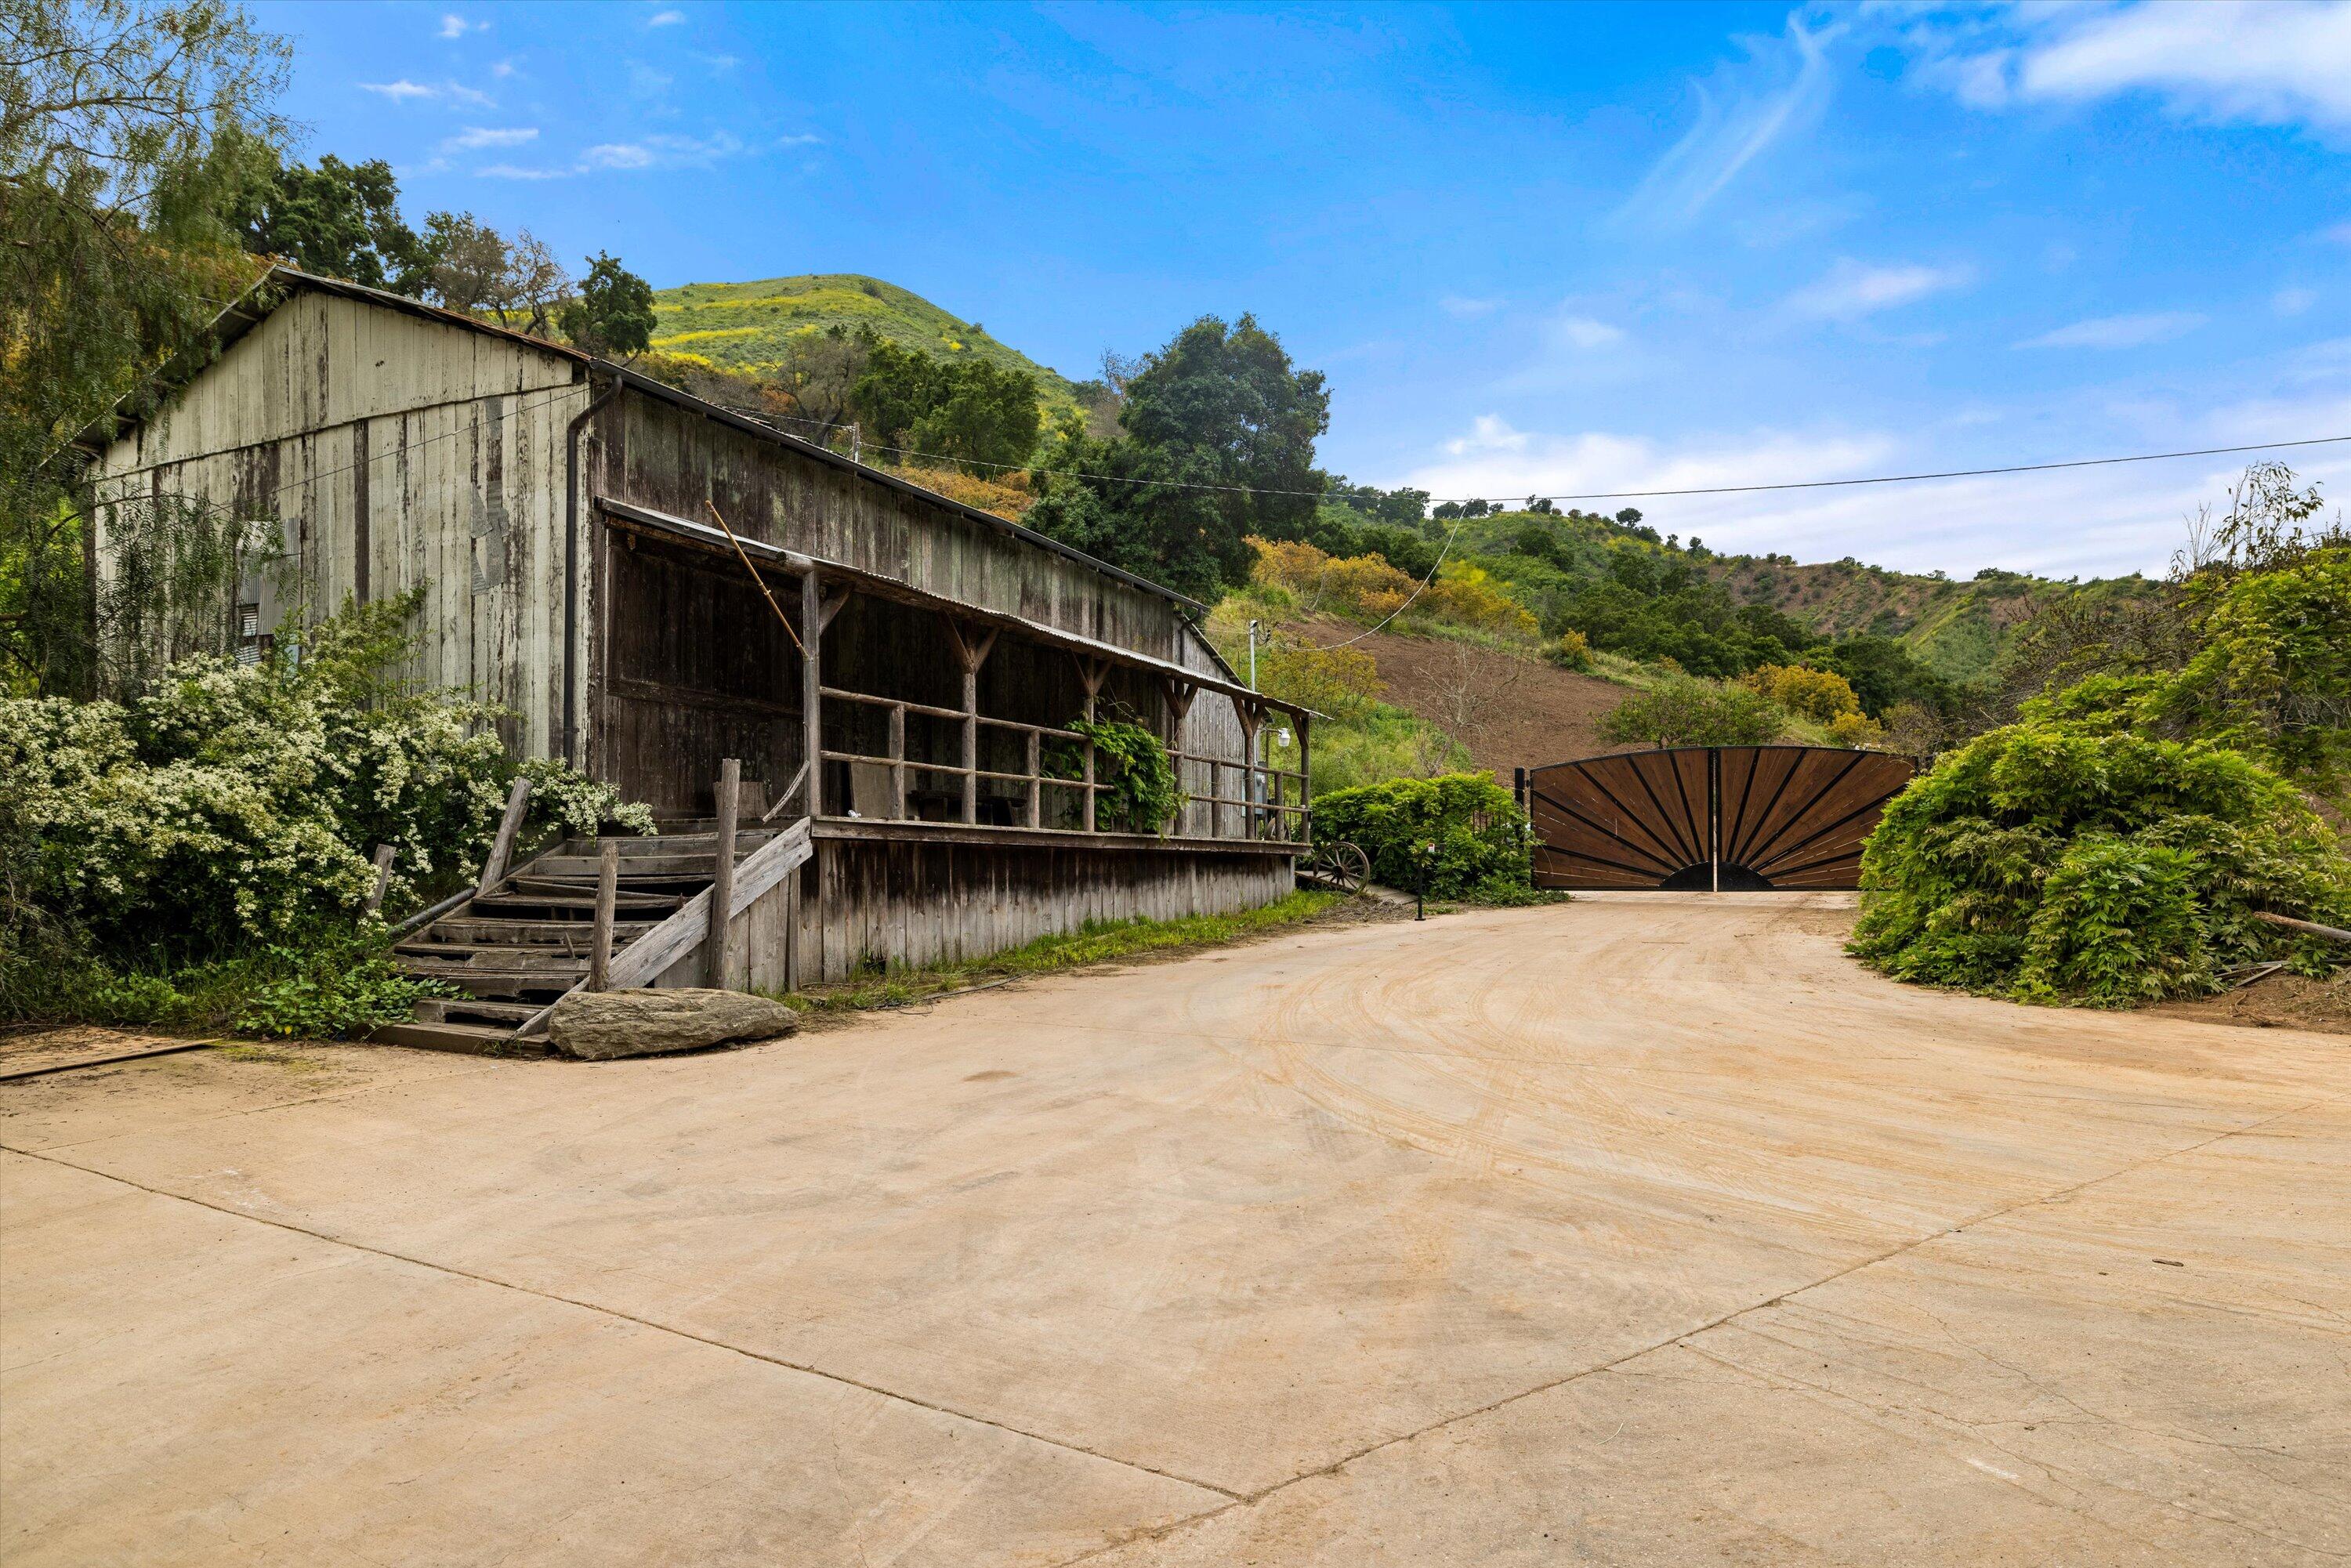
top-left (4, 895), bottom-right (2345, 1566)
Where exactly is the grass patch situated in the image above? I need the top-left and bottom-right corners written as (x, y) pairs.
top-left (780, 890), bottom-right (1344, 1013)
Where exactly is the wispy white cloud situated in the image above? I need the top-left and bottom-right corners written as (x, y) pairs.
top-left (444, 81), bottom-right (495, 109)
top-left (1439, 295), bottom-right (1501, 320)
top-left (1916, 1), bottom-right (2351, 134)
top-left (1552, 315), bottom-right (1626, 350)
top-left (1788, 259), bottom-right (1972, 320)
top-left (647, 8), bottom-right (686, 26)
top-left (444, 126), bottom-right (537, 150)
top-left (476, 163), bottom-right (569, 181)
top-left (360, 79), bottom-right (438, 102)
top-left (581, 143), bottom-right (657, 171)
top-left (2324, 220), bottom-right (2351, 246)
top-left (1617, 17), bottom-right (1835, 230)
top-left (577, 132), bottom-right (744, 173)
top-left (629, 63), bottom-right (674, 98)
top-left (491, 59), bottom-right (516, 80)
top-left (774, 132), bottom-right (824, 148)
top-left (437, 13), bottom-right (487, 39)
top-left (1414, 418), bottom-right (1897, 520)
top-left (2015, 311), bottom-right (2206, 349)
top-left (2275, 288), bottom-right (2318, 317)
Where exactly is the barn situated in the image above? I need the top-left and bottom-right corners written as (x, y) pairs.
top-left (76, 267), bottom-right (1309, 1046)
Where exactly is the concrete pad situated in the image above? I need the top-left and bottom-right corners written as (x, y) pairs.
top-left (4, 894), bottom-right (2345, 1563)
top-left (0, 1152), bottom-right (1216, 1567)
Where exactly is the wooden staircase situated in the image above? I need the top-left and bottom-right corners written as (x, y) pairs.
top-left (375, 817), bottom-right (813, 1055)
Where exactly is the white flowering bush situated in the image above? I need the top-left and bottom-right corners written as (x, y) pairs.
top-left (1, 592), bottom-right (653, 1028)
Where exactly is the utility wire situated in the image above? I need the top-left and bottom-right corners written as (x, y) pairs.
top-left (711, 409), bottom-right (2350, 507)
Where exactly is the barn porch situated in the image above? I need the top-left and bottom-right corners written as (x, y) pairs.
top-left (381, 497), bottom-right (1310, 1048)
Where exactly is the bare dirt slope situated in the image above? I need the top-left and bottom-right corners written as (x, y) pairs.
top-left (5, 894), bottom-right (2345, 1566)
top-left (1294, 614), bottom-right (1629, 776)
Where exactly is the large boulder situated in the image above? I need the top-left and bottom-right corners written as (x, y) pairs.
top-left (548, 987), bottom-right (799, 1061)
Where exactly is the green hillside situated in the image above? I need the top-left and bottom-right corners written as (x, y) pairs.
top-left (649, 273), bottom-right (1085, 411)
top-left (1706, 555), bottom-right (2160, 683)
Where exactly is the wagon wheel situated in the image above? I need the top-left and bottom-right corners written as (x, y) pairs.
top-left (1306, 840), bottom-right (1371, 894)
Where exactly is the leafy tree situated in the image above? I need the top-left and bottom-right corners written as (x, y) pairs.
top-left (237, 151), bottom-right (424, 291)
top-left (1023, 423), bottom-right (1233, 600)
top-left (1119, 313), bottom-right (1329, 559)
top-left (1328, 479), bottom-right (1430, 531)
top-left (1511, 524), bottom-right (1560, 566)
top-left (1031, 313), bottom-right (1329, 596)
top-left (559, 251), bottom-right (656, 359)
top-left (1600, 674), bottom-right (1786, 748)
top-left (416, 210), bottom-right (507, 314)
top-left (1813, 636), bottom-right (1956, 719)
top-left (1357, 524), bottom-right (1436, 580)
top-left (2, 0), bottom-right (288, 697)
top-left (910, 358), bottom-right (1040, 473)
top-left (848, 339), bottom-right (1039, 473)
top-left (413, 211), bottom-right (566, 335)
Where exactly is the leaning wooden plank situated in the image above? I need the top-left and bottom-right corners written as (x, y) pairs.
top-left (478, 777), bottom-right (533, 893)
top-left (594, 820), bottom-right (812, 995)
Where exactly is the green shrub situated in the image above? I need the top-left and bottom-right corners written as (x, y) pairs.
top-left (1310, 772), bottom-right (1529, 896)
top-left (0, 594), bottom-right (651, 1025)
top-left (1304, 704), bottom-right (1470, 796)
top-left (1600, 673), bottom-right (1787, 748)
top-left (1849, 722), bottom-right (2349, 1007)
top-left (1541, 630), bottom-right (1592, 671)
top-left (1065, 716), bottom-right (1181, 835)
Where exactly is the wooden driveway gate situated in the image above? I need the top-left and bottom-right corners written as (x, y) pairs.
top-left (1519, 746), bottom-right (1914, 892)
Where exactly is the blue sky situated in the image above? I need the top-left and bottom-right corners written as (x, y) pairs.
top-left (255, 0), bottom-right (2349, 578)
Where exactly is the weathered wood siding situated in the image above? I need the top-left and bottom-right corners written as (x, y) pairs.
top-left (89, 291), bottom-right (588, 755)
top-left (784, 838), bottom-right (1295, 983)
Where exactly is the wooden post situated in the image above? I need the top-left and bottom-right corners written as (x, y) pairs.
top-left (1233, 695), bottom-right (1262, 841)
top-left (363, 844), bottom-right (396, 915)
top-left (706, 758), bottom-right (740, 987)
top-left (1076, 657), bottom-right (1107, 832)
top-left (944, 618), bottom-right (998, 826)
top-left (1025, 730), bottom-right (1042, 827)
top-left (589, 838), bottom-right (619, 992)
top-left (1164, 679), bottom-right (1197, 838)
top-left (889, 703), bottom-right (907, 820)
top-left (784, 861), bottom-right (802, 992)
top-left (800, 570), bottom-right (822, 817)
top-left (478, 777), bottom-right (532, 894)
top-left (1296, 712), bottom-right (1312, 842)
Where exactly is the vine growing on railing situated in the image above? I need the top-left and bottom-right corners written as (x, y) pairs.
top-left (1066, 714), bottom-right (1182, 835)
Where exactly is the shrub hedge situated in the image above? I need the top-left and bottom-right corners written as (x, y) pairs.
top-left (1849, 721), bottom-right (2349, 1006)
top-left (1310, 772), bottom-right (1530, 897)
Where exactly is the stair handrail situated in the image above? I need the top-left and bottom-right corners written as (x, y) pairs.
top-left (510, 817), bottom-right (814, 1040)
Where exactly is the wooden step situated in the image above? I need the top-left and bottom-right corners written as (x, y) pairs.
top-left (406, 918), bottom-right (660, 946)
top-left (524, 853), bottom-right (739, 879)
top-left (414, 998), bottom-right (543, 1025)
top-left (473, 887), bottom-right (682, 914)
top-left (369, 1020), bottom-right (552, 1057)
top-left (552, 829), bottom-right (775, 858)
top-left (400, 952), bottom-right (589, 977)
top-left (397, 939), bottom-right (604, 962)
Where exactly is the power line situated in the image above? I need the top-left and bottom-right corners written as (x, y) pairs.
top-left (708, 409), bottom-right (2350, 507)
